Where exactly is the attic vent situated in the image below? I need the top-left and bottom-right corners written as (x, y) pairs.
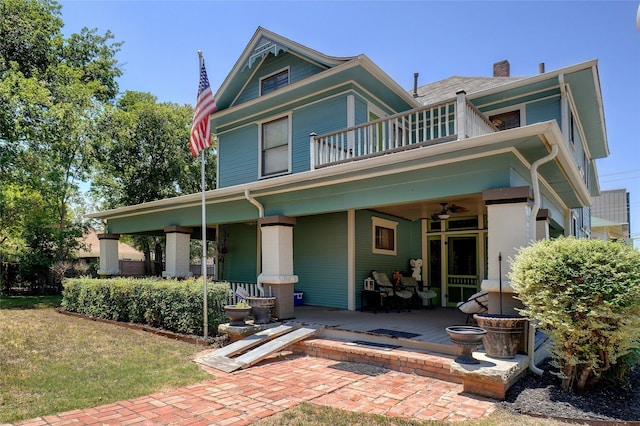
top-left (245, 40), bottom-right (288, 69)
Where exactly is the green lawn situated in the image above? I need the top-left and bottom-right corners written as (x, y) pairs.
top-left (0, 296), bottom-right (211, 424)
top-left (253, 402), bottom-right (571, 426)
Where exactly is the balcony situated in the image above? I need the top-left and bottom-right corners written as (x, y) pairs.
top-left (310, 91), bottom-right (498, 169)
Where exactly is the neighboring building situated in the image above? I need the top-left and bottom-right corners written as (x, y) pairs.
top-left (87, 27), bottom-right (608, 316)
top-left (78, 229), bottom-right (145, 261)
top-left (591, 189), bottom-right (631, 243)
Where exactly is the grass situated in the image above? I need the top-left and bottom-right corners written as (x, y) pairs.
top-left (0, 294), bottom-right (63, 309)
top-left (0, 296), bottom-right (211, 424)
top-left (253, 403), bottom-right (573, 426)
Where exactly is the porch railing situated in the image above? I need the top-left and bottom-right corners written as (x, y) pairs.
top-left (224, 281), bottom-right (263, 304)
top-left (310, 91), bottom-right (497, 169)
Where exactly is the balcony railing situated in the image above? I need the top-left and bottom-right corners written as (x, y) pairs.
top-left (310, 91), bottom-right (497, 169)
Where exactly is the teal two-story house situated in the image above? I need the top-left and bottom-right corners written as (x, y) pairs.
top-left (88, 27), bottom-right (608, 317)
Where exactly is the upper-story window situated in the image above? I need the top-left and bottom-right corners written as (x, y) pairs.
top-left (489, 110), bottom-right (520, 130)
top-left (260, 69), bottom-right (289, 95)
top-left (260, 116), bottom-right (290, 177)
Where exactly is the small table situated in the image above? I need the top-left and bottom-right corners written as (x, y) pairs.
top-left (360, 290), bottom-right (387, 313)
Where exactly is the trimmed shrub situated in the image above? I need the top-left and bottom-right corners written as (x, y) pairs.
top-left (510, 237), bottom-right (640, 392)
top-left (61, 277), bottom-right (231, 336)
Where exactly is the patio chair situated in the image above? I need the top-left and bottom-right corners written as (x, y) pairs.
top-left (400, 277), bottom-right (437, 308)
top-left (456, 291), bottom-right (489, 324)
top-left (371, 270), bottom-right (412, 312)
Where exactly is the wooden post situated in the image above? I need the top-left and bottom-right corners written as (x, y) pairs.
top-left (309, 133), bottom-right (317, 170)
top-left (456, 90), bottom-right (467, 139)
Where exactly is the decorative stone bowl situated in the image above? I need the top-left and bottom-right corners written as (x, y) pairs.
top-left (246, 296), bottom-right (276, 324)
top-left (224, 305), bottom-right (252, 326)
top-left (445, 325), bottom-right (487, 364)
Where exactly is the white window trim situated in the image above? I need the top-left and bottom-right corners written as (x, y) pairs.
top-left (372, 216), bottom-right (398, 256)
top-left (258, 113), bottom-right (292, 179)
top-left (259, 66), bottom-right (290, 96)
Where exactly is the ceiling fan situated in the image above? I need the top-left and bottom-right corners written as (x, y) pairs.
top-left (431, 202), bottom-right (468, 220)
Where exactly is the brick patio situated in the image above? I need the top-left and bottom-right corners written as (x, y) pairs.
top-left (10, 354), bottom-right (496, 426)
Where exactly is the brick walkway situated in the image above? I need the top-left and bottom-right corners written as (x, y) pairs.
top-left (12, 355), bottom-right (496, 425)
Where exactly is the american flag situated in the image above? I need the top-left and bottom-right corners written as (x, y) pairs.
top-left (190, 57), bottom-right (217, 157)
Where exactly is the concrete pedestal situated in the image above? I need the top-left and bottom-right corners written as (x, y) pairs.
top-left (258, 216), bottom-right (299, 320)
top-left (163, 226), bottom-right (193, 278)
top-left (97, 233), bottom-right (120, 276)
top-left (264, 282), bottom-right (295, 320)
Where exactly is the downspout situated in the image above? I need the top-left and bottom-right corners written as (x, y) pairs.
top-left (245, 188), bottom-right (264, 218)
top-left (527, 142), bottom-right (559, 376)
top-left (244, 189), bottom-right (265, 294)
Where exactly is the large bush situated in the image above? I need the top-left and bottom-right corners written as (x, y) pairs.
top-left (510, 237), bottom-right (640, 392)
top-left (61, 277), bottom-right (230, 336)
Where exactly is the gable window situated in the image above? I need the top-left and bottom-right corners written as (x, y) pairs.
top-left (372, 217), bottom-right (397, 255)
top-left (260, 69), bottom-right (289, 95)
top-left (261, 116), bottom-right (290, 177)
top-left (489, 110), bottom-right (520, 130)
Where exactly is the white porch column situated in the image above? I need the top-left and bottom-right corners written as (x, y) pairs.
top-left (481, 186), bottom-right (533, 315)
top-left (258, 216), bottom-right (298, 320)
top-left (162, 226), bottom-right (193, 278)
top-left (97, 233), bottom-right (120, 276)
top-left (536, 209), bottom-right (551, 241)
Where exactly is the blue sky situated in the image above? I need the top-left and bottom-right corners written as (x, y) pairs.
top-left (60, 0), bottom-right (640, 242)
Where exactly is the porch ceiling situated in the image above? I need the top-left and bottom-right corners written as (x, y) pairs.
top-left (370, 195), bottom-right (485, 222)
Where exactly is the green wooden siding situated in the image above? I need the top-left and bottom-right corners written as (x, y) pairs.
top-left (219, 223), bottom-right (258, 282)
top-left (354, 94), bottom-right (368, 124)
top-left (291, 96), bottom-right (348, 173)
top-left (218, 124), bottom-right (258, 188)
top-left (293, 212), bottom-right (348, 308)
top-left (354, 210), bottom-right (421, 308)
top-left (525, 97), bottom-right (561, 126)
top-left (234, 52), bottom-right (325, 106)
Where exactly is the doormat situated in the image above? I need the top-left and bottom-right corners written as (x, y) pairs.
top-left (346, 341), bottom-right (401, 351)
top-left (367, 328), bottom-right (420, 339)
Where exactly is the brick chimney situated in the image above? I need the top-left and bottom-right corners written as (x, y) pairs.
top-left (493, 60), bottom-right (510, 77)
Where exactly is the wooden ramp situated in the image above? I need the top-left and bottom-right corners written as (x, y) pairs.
top-left (196, 325), bottom-right (317, 373)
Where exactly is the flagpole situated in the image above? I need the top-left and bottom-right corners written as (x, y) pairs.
top-left (198, 50), bottom-right (209, 339)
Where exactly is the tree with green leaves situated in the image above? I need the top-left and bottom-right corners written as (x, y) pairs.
top-left (91, 90), bottom-right (217, 273)
top-left (0, 0), bottom-right (122, 291)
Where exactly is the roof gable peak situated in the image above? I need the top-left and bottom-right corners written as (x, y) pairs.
top-left (214, 27), bottom-right (357, 108)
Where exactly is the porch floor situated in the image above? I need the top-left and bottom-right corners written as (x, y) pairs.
top-left (285, 305), bottom-right (470, 355)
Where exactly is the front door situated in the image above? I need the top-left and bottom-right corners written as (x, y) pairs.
top-left (446, 235), bottom-right (479, 307)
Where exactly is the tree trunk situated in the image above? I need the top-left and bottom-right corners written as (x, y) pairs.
top-left (154, 237), bottom-right (163, 277)
top-left (142, 239), bottom-right (152, 275)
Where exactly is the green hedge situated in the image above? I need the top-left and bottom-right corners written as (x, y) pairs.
top-left (61, 277), bottom-right (231, 336)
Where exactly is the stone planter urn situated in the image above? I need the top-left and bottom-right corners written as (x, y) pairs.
top-left (224, 305), bottom-right (252, 326)
top-left (473, 313), bottom-right (526, 359)
top-left (445, 325), bottom-right (486, 364)
top-left (246, 296), bottom-right (276, 324)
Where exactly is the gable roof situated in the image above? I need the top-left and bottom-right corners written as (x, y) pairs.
top-left (414, 76), bottom-right (523, 105)
top-left (413, 60), bottom-right (608, 160)
top-left (214, 27), bottom-right (357, 110)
